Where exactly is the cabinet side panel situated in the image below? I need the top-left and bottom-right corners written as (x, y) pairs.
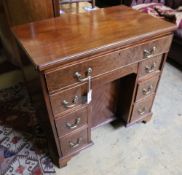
top-left (18, 44), bottom-right (62, 166)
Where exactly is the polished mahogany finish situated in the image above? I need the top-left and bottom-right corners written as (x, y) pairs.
top-left (55, 106), bottom-right (88, 137)
top-left (44, 35), bottom-right (172, 93)
top-left (12, 6), bottom-right (176, 168)
top-left (13, 6), bottom-right (175, 70)
top-left (50, 84), bottom-right (88, 116)
top-left (131, 95), bottom-right (155, 123)
top-left (138, 55), bottom-right (162, 78)
top-left (59, 127), bottom-right (89, 156)
top-left (135, 74), bottom-right (160, 101)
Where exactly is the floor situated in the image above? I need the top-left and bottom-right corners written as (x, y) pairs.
top-left (56, 62), bottom-right (182, 175)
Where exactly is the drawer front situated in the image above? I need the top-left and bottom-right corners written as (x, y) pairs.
top-left (136, 74), bottom-right (160, 101)
top-left (50, 84), bottom-right (87, 116)
top-left (138, 55), bottom-right (162, 78)
top-left (55, 107), bottom-right (88, 137)
top-left (59, 128), bottom-right (88, 156)
top-left (131, 95), bottom-right (154, 122)
top-left (45, 35), bottom-right (172, 93)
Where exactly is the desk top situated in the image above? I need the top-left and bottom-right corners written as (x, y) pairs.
top-left (12, 5), bottom-right (176, 71)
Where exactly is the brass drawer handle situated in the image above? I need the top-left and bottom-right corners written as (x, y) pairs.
top-left (142, 85), bottom-right (153, 95)
top-left (66, 117), bottom-right (81, 129)
top-left (63, 96), bottom-right (78, 108)
top-left (145, 62), bottom-right (156, 73)
top-left (75, 68), bottom-right (92, 82)
top-left (69, 138), bottom-right (82, 148)
top-left (138, 107), bottom-right (146, 115)
top-left (144, 46), bottom-right (156, 58)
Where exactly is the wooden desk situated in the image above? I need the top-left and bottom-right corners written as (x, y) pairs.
top-left (12, 6), bottom-right (176, 168)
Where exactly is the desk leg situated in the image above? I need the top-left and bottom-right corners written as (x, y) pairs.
top-left (59, 158), bottom-right (69, 168)
top-left (142, 113), bottom-right (153, 123)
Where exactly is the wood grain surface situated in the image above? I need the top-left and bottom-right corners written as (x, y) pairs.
top-left (45, 35), bottom-right (172, 93)
top-left (12, 5), bottom-right (176, 71)
top-left (13, 5), bottom-right (177, 167)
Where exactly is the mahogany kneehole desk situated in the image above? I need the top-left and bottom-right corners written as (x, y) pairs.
top-left (12, 6), bottom-right (176, 168)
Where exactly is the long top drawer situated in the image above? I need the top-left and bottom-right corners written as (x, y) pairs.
top-left (45, 35), bottom-right (172, 93)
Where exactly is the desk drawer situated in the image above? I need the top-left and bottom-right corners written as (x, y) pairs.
top-left (138, 55), bottom-right (162, 78)
top-left (50, 84), bottom-right (87, 116)
top-left (45, 35), bottom-right (172, 93)
top-left (55, 107), bottom-right (88, 137)
top-left (135, 74), bottom-right (160, 102)
top-left (131, 95), bottom-right (154, 122)
top-left (59, 127), bottom-right (88, 156)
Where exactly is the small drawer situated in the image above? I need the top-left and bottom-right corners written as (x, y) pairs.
top-left (130, 95), bottom-right (154, 122)
top-left (138, 55), bottom-right (162, 78)
top-left (45, 35), bottom-right (172, 93)
top-left (135, 74), bottom-right (160, 101)
top-left (59, 128), bottom-right (88, 156)
top-left (55, 107), bottom-right (88, 137)
top-left (50, 84), bottom-right (87, 116)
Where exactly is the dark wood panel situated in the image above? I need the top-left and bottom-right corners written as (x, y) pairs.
top-left (117, 73), bottom-right (137, 124)
top-left (91, 79), bottom-right (120, 128)
top-left (3, 0), bottom-right (54, 26)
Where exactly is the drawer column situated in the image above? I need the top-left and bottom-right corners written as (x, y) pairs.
top-left (128, 52), bottom-right (168, 125)
top-left (48, 68), bottom-right (94, 167)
